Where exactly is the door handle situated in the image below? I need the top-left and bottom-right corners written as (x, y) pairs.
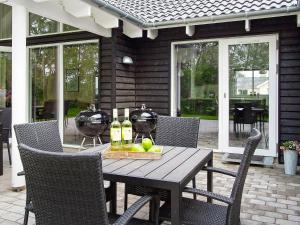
top-left (224, 93), bottom-right (226, 98)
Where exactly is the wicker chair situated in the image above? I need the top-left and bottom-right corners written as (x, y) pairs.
top-left (124, 116), bottom-right (200, 215)
top-left (13, 121), bottom-right (114, 225)
top-left (18, 143), bottom-right (160, 225)
top-left (159, 128), bottom-right (262, 225)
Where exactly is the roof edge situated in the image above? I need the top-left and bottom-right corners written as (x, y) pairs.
top-left (143, 6), bottom-right (300, 29)
top-left (85, 0), bottom-right (300, 30)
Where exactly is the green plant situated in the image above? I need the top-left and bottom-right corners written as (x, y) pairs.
top-left (280, 141), bottom-right (300, 152)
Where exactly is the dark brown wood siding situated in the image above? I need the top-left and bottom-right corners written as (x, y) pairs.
top-left (114, 28), bottom-right (136, 110)
top-left (119, 16), bottom-right (300, 163)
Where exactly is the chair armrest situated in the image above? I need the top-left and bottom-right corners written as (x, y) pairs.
top-left (113, 194), bottom-right (159, 225)
top-left (17, 171), bottom-right (25, 176)
top-left (184, 187), bottom-right (233, 205)
top-left (203, 166), bottom-right (237, 177)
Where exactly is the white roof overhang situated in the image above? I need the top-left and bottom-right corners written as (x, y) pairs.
top-left (4, 0), bottom-right (300, 39)
top-left (7, 0), bottom-right (114, 37)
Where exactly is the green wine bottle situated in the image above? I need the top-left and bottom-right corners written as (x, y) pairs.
top-left (110, 108), bottom-right (121, 147)
top-left (122, 108), bottom-right (132, 146)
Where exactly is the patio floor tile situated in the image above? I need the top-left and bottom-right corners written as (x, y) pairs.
top-left (1, 147), bottom-right (299, 225)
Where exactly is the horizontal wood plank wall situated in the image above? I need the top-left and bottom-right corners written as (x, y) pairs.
top-left (114, 28), bottom-right (136, 111)
top-left (100, 35), bottom-right (114, 142)
top-left (134, 32), bottom-right (171, 115)
top-left (127, 16), bottom-right (300, 163)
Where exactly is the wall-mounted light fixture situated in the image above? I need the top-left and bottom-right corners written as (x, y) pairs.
top-left (122, 56), bottom-right (133, 65)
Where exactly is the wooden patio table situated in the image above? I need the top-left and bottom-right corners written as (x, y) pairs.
top-left (82, 144), bottom-right (213, 225)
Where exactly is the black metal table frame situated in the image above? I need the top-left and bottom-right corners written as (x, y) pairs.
top-left (102, 149), bottom-right (213, 225)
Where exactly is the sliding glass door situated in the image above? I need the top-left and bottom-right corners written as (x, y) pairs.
top-left (63, 42), bottom-right (99, 145)
top-left (172, 35), bottom-right (277, 156)
top-left (29, 41), bottom-right (99, 146)
top-left (219, 35), bottom-right (277, 156)
top-left (174, 42), bottom-right (219, 149)
top-left (0, 47), bottom-right (12, 108)
top-left (29, 46), bottom-right (58, 122)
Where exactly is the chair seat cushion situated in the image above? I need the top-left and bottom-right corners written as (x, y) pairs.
top-left (159, 197), bottom-right (228, 225)
top-left (108, 213), bottom-right (154, 225)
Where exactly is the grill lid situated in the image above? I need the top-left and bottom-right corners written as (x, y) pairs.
top-left (75, 104), bottom-right (109, 137)
top-left (130, 104), bottom-right (157, 134)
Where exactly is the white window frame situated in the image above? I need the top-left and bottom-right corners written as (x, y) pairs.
top-left (0, 46), bottom-right (12, 52)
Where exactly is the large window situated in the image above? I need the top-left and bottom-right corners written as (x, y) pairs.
top-left (0, 50), bottom-right (12, 107)
top-left (29, 13), bottom-right (79, 36)
top-left (63, 42), bottom-right (99, 145)
top-left (0, 4), bottom-right (12, 39)
top-left (29, 41), bottom-right (99, 146)
top-left (29, 47), bottom-right (58, 121)
top-left (29, 13), bottom-right (59, 35)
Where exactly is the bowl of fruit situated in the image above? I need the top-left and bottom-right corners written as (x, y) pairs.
top-left (104, 138), bottom-right (162, 160)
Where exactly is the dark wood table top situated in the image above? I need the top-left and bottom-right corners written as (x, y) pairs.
top-left (82, 144), bottom-right (213, 190)
top-left (82, 144), bottom-right (213, 225)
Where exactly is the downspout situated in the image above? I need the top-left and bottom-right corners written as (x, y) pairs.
top-left (85, 0), bottom-right (300, 29)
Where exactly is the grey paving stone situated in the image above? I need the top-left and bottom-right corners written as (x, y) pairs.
top-left (0, 150), bottom-right (299, 225)
top-left (252, 215), bottom-right (275, 223)
top-left (276, 219), bottom-right (300, 225)
top-left (288, 215), bottom-right (300, 222)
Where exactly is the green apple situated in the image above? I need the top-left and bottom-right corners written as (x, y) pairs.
top-left (147, 146), bottom-right (161, 153)
top-left (131, 144), bottom-right (145, 152)
top-left (142, 138), bottom-right (153, 151)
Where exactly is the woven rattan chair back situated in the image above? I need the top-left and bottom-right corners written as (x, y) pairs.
top-left (14, 120), bottom-right (63, 152)
top-left (1, 107), bottom-right (11, 131)
top-left (19, 144), bottom-right (109, 225)
top-left (227, 128), bottom-right (262, 225)
top-left (155, 116), bottom-right (200, 148)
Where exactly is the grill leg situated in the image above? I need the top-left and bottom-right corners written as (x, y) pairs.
top-left (80, 137), bottom-right (86, 150)
top-left (93, 138), bottom-right (96, 147)
top-left (98, 136), bottom-right (103, 145)
top-left (134, 133), bottom-right (139, 143)
top-left (149, 133), bottom-right (155, 145)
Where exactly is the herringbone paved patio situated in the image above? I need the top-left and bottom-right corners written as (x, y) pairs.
top-left (0, 148), bottom-right (299, 225)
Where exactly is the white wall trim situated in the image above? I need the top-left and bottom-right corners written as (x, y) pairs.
top-left (11, 3), bottom-right (27, 189)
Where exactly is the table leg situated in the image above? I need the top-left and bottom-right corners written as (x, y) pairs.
top-left (109, 182), bottom-right (117, 214)
top-left (207, 157), bottom-right (213, 203)
top-left (171, 186), bottom-right (181, 225)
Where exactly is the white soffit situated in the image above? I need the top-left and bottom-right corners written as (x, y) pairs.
top-left (91, 7), bottom-right (119, 29)
top-left (9, 0), bottom-right (111, 37)
top-left (245, 19), bottom-right (251, 32)
top-left (147, 29), bottom-right (158, 39)
top-left (123, 21), bottom-right (143, 38)
top-left (62, 0), bottom-right (91, 18)
top-left (185, 25), bottom-right (195, 36)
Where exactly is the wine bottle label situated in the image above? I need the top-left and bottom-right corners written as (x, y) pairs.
top-left (122, 127), bottom-right (132, 141)
top-left (111, 128), bottom-right (121, 141)
top-left (124, 108), bottom-right (129, 118)
top-left (113, 108), bottom-right (118, 119)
